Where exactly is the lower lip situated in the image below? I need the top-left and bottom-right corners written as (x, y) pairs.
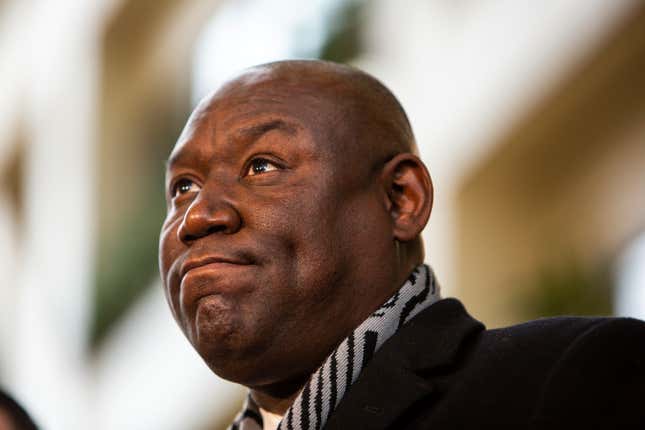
top-left (181, 262), bottom-right (253, 303)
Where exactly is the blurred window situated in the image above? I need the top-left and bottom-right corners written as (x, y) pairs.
top-left (615, 232), bottom-right (645, 320)
top-left (192, 0), bottom-right (362, 104)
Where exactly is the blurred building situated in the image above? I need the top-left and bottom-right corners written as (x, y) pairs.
top-left (0, 0), bottom-right (644, 428)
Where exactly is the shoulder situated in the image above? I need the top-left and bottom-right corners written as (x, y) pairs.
top-left (473, 316), bottom-right (645, 426)
top-left (447, 314), bottom-right (645, 426)
top-left (483, 314), bottom-right (614, 343)
top-left (531, 317), bottom-right (645, 426)
top-left (478, 315), bottom-right (645, 382)
top-left (485, 316), bottom-right (645, 380)
top-left (475, 314), bottom-right (645, 358)
top-left (466, 315), bottom-right (614, 373)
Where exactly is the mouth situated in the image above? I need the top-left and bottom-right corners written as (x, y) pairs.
top-left (180, 255), bottom-right (252, 280)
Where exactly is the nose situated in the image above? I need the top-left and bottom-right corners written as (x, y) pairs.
top-left (177, 195), bottom-right (242, 244)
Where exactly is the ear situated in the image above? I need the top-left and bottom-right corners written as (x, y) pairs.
top-left (381, 153), bottom-right (433, 242)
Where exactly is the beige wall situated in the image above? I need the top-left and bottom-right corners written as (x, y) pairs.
top-left (456, 5), bottom-right (645, 327)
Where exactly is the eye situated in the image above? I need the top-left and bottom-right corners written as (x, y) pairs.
top-left (171, 178), bottom-right (200, 198)
top-left (245, 158), bottom-right (280, 176)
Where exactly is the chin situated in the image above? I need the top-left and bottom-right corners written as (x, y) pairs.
top-left (198, 342), bottom-right (267, 385)
top-left (195, 331), bottom-right (285, 387)
top-left (188, 298), bottom-right (257, 382)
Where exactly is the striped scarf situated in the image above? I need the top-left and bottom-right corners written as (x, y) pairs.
top-left (229, 264), bottom-right (441, 430)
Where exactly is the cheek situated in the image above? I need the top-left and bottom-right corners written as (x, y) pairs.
top-left (267, 188), bottom-right (348, 291)
top-left (159, 217), bottom-right (178, 271)
top-left (267, 189), bottom-right (339, 252)
top-left (288, 182), bottom-right (389, 285)
top-left (239, 186), bottom-right (341, 297)
top-left (158, 219), bottom-right (184, 316)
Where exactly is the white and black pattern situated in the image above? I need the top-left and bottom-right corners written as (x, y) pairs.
top-left (228, 264), bottom-right (441, 430)
top-left (230, 395), bottom-right (262, 430)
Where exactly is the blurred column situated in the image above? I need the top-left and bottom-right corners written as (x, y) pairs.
top-left (616, 233), bottom-right (645, 320)
top-left (5, 1), bottom-right (120, 429)
top-left (0, 191), bottom-right (18, 380)
top-left (0, 0), bottom-right (28, 380)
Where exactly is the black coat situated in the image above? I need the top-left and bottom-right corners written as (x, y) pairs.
top-left (325, 298), bottom-right (645, 429)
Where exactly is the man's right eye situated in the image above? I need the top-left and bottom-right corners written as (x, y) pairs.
top-left (171, 178), bottom-right (200, 198)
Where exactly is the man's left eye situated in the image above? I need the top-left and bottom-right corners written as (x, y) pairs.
top-left (245, 158), bottom-right (279, 176)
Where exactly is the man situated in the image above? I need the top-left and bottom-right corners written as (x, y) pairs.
top-left (159, 60), bottom-right (645, 429)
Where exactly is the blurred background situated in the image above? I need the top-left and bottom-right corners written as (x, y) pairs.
top-left (1, 0), bottom-right (644, 428)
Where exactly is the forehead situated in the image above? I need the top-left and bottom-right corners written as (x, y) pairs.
top-left (167, 77), bottom-right (338, 170)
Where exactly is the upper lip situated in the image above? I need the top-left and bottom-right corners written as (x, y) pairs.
top-left (180, 255), bottom-right (250, 279)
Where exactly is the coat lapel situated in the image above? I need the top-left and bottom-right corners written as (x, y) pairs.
top-left (324, 298), bottom-right (484, 430)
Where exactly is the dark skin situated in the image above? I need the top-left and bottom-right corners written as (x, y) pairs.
top-left (158, 60), bottom-right (433, 414)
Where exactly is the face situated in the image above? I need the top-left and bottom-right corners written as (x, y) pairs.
top-left (159, 72), bottom-right (395, 387)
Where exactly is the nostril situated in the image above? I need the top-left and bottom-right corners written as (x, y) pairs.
top-left (180, 223), bottom-right (235, 244)
top-left (206, 225), bottom-right (227, 235)
top-left (182, 233), bottom-right (198, 243)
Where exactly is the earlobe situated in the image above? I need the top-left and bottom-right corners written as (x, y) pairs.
top-left (381, 153), bottom-right (433, 242)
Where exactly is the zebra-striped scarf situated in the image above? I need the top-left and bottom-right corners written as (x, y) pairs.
top-left (229, 264), bottom-right (441, 430)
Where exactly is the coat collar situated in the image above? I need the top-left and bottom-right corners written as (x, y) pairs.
top-left (324, 298), bottom-right (484, 430)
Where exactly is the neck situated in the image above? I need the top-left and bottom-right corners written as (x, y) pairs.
top-left (250, 373), bottom-right (310, 415)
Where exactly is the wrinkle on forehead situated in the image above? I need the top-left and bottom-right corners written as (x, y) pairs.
top-left (166, 112), bottom-right (306, 177)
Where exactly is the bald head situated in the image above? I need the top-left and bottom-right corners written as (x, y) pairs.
top-left (202, 60), bottom-right (418, 173)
